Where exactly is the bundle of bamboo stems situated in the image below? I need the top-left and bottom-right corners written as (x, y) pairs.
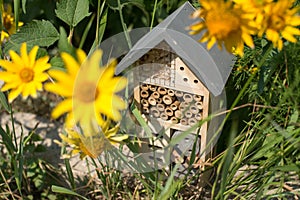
top-left (139, 83), bottom-right (204, 126)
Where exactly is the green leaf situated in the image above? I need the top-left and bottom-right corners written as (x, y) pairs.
top-left (4, 20), bottom-right (59, 53)
top-left (22, 0), bottom-right (27, 13)
top-left (55, 0), bottom-right (91, 27)
top-left (271, 164), bottom-right (300, 172)
top-left (50, 56), bottom-right (65, 70)
top-left (0, 125), bottom-right (16, 155)
top-left (51, 185), bottom-right (89, 200)
top-left (0, 92), bottom-right (10, 113)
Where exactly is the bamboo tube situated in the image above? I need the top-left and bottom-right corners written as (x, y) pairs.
top-left (175, 110), bottom-right (182, 118)
top-left (165, 107), bottom-right (173, 116)
top-left (156, 98), bottom-right (162, 104)
top-left (167, 89), bottom-right (175, 96)
top-left (150, 107), bottom-right (160, 118)
top-left (148, 96), bottom-right (157, 106)
top-left (156, 103), bottom-right (165, 112)
top-left (149, 85), bottom-right (157, 91)
top-left (141, 84), bottom-right (149, 90)
top-left (175, 90), bottom-right (183, 98)
top-left (193, 94), bottom-right (202, 102)
top-left (195, 113), bottom-right (202, 121)
top-left (170, 117), bottom-right (178, 124)
top-left (162, 95), bottom-right (173, 105)
top-left (140, 90), bottom-right (149, 98)
top-left (179, 102), bottom-right (189, 111)
top-left (160, 113), bottom-right (169, 121)
top-left (190, 105), bottom-right (199, 114)
top-left (195, 101), bottom-right (203, 110)
top-left (183, 93), bottom-right (193, 103)
top-left (188, 118), bottom-right (197, 126)
top-left (157, 87), bottom-right (167, 95)
top-left (180, 118), bottom-right (188, 125)
top-left (141, 99), bottom-right (149, 107)
top-left (170, 101), bottom-right (180, 110)
top-left (142, 107), bottom-right (149, 114)
top-left (184, 110), bottom-right (193, 118)
top-left (151, 91), bottom-right (160, 99)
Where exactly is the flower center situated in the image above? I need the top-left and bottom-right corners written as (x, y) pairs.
top-left (269, 15), bottom-right (285, 31)
top-left (206, 10), bottom-right (240, 40)
top-left (75, 81), bottom-right (99, 103)
top-left (19, 68), bottom-right (34, 83)
top-left (3, 13), bottom-right (13, 30)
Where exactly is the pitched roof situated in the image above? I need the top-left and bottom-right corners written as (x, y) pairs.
top-left (116, 1), bottom-right (235, 96)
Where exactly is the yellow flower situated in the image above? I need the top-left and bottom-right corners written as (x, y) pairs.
top-left (45, 49), bottom-right (127, 130)
top-left (189, 0), bottom-right (256, 57)
top-left (258, 0), bottom-right (300, 50)
top-left (1, 4), bottom-right (24, 42)
top-left (57, 120), bottom-right (128, 159)
top-left (0, 43), bottom-right (50, 102)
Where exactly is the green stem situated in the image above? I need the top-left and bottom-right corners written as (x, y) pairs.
top-left (79, 14), bottom-right (95, 49)
top-left (13, 0), bottom-right (20, 31)
top-left (117, 0), bottom-right (132, 49)
top-left (9, 104), bottom-right (17, 149)
top-left (150, 0), bottom-right (158, 30)
top-left (67, 27), bottom-right (74, 45)
top-left (95, 0), bottom-right (104, 45)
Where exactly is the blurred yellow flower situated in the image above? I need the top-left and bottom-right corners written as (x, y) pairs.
top-left (45, 49), bottom-right (127, 130)
top-left (1, 4), bottom-right (24, 42)
top-left (0, 43), bottom-right (50, 102)
top-left (57, 120), bottom-right (128, 159)
top-left (189, 0), bottom-right (256, 57)
top-left (258, 0), bottom-right (300, 50)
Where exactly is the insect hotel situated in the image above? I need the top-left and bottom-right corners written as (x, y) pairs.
top-left (116, 2), bottom-right (234, 175)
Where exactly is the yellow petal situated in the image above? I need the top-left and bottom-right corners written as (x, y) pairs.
top-left (34, 73), bottom-right (48, 82)
top-left (101, 59), bottom-right (117, 81)
top-left (76, 49), bottom-right (87, 65)
top-left (1, 81), bottom-right (21, 91)
top-left (29, 46), bottom-right (39, 67)
top-left (207, 37), bottom-right (216, 50)
top-left (21, 82), bottom-right (36, 99)
top-left (20, 43), bottom-right (30, 67)
top-left (1, 31), bottom-right (9, 42)
top-left (47, 70), bottom-right (74, 87)
top-left (109, 135), bottom-right (128, 145)
top-left (242, 32), bottom-right (254, 48)
top-left (289, 16), bottom-right (300, 26)
top-left (0, 60), bottom-right (21, 72)
top-left (266, 29), bottom-right (279, 43)
top-left (44, 82), bottom-right (73, 97)
top-left (61, 52), bottom-right (80, 76)
top-left (189, 22), bottom-right (205, 32)
top-left (8, 84), bottom-right (24, 102)
top-left (0, 71), bottom-right (18, 82)
top-left (9, 50), bottom-right (23, 68)
top-left (34, 57), bottom-right (50, 73)
top-left (51, 98), bottom-right (72, 119)
top-left (281, 31), bottom-right (297, 43)
top-left (284, 26), bottom-right (300, 36)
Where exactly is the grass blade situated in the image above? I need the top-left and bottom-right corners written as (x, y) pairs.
top-left (51, 185), bottom-right (89, 200)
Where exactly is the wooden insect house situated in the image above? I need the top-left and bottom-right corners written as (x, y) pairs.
top-left (116, 2), bottom-right (234, 175)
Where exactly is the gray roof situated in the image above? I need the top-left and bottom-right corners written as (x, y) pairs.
top-left (116, 2), bottom-right (235, 96)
